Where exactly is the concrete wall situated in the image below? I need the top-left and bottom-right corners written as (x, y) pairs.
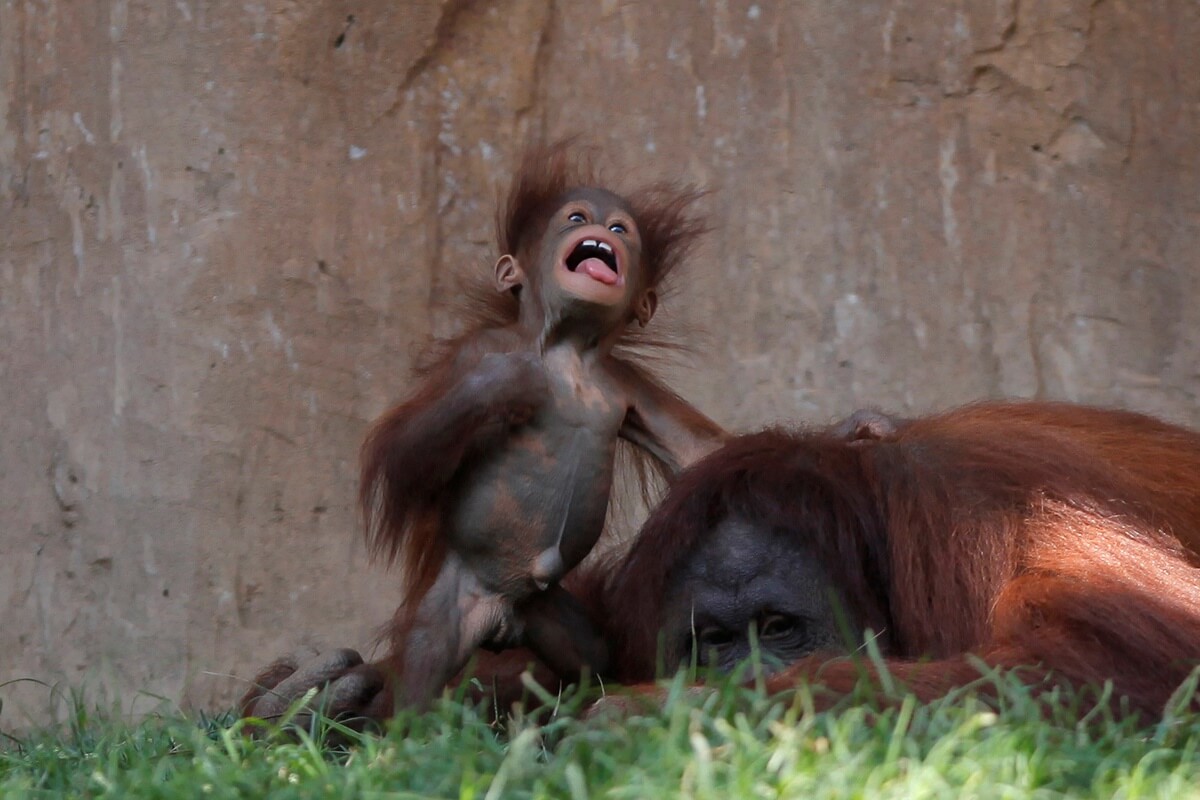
top-left (2, 0), bottom-right (1197, 719)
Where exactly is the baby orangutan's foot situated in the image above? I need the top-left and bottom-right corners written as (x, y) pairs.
top-left (239, 648), bottom-right (392, 737)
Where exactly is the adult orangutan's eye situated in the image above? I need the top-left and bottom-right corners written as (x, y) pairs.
top-left (609, 222), bottom-right (627, 234)
top-left (697, 627), bottom-right (733, 649)
top-left (568, 211), bottom-right (586, 223)
top-left (759, 614), bottom-right (798, 641)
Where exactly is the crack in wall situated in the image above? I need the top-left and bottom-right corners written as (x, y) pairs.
top-left (377, 0), bottom-right (478, 124)
top-left (513, 0), bottom-right (556, 137)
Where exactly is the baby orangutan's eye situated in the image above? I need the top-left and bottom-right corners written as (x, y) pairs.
top-left (568, 211), bottom-right (587, 223)
top-left (609, 222), bottom-right (627, 234)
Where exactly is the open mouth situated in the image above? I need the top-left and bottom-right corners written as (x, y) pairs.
top-left (564, 238), bottom-right (620, 285)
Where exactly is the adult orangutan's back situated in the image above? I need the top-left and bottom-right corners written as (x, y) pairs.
top-left (896, 402), bottom-right (1200, 560)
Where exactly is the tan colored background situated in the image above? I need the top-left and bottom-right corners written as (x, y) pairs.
top-left (2, 0), bottom-right (1197, 720)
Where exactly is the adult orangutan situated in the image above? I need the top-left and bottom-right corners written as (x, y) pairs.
top-left (238, 142), bottom-right (726, 720)
top-left (603, 401), bottom-right (1200, 720)
top-left (243, 401), bottom-right (1200, 725)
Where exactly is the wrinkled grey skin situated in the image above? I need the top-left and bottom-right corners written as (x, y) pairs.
top-left (661, 514), bottom-right (848, 674)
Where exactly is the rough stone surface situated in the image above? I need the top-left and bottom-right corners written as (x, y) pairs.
top-left (1, 0), bottom-right (1197, 719)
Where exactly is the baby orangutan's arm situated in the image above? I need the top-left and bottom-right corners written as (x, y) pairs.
top-left (365, 349), bottom-right (545, 493)
top-left (360, 346), bottom-right (548, 562)
top-left (612, 359), bottom-right (727, 473)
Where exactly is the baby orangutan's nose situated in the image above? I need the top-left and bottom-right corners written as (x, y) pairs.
top-left (531, 547), bottom-right (565, 591)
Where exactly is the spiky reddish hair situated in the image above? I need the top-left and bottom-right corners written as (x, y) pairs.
top-left (497, 140), bottom-right (708, 291)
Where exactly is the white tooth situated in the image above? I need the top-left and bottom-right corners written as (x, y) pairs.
top-left (598, 242), bottom-right (613, 253)
top-left (583, 239), bottom-right (596, 248)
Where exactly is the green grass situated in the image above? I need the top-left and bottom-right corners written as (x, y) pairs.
top-left (4, 670), bottom-right (1200, 799)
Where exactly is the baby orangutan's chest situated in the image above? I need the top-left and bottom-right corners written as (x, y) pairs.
top-left (540, 354), bottom-right (628, 431)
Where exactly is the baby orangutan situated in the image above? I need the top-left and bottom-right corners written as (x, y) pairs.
top-left (240, 144), bottom-right (727, 722)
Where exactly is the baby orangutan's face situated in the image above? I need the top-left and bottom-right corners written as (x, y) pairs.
top-left (494, 186), bottom-right (657, 330)
top-left (539, 187), bottom-right (643, 312)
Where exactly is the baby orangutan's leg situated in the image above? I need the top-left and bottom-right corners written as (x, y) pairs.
top-left (517, 584), bottom-right (610, 678)
top-left (394, 552), bottom-right (509, 709)
top-left (238, 557), bottom-right (587, 727)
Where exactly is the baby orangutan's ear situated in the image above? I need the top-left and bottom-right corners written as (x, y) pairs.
top-left (633, 288), bottom-right (658, 327)
top-left (494, 254), bottom-right (526, 295)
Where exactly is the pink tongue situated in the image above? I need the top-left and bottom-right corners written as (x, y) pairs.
top-left (578, 257), bottom-right (618, 285)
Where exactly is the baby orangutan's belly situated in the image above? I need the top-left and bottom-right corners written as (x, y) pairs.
top-left (447, 432), bottom-right (617, 598)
